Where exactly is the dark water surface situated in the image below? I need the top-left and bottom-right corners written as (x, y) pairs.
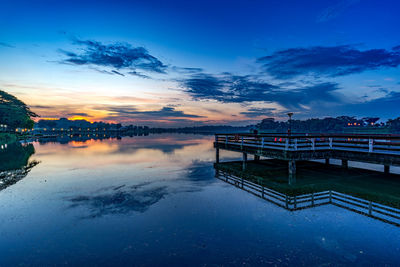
top-left (1, 134), bottom-right (400, 266)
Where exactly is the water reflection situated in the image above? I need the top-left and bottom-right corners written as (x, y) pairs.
top-left (0, 142), bottom-right (39, 191)
top-left (68, 183), bottom-right (169, 218)
top-left (34, 134), bottom-right (200, 154)
top-left (66, 160), bottom-right (216, 218)
top-left (215, 161), bottom-right (400, 226)
top-left (3, 134), bottom-right (400, 266)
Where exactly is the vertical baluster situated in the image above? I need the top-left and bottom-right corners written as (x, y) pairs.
top-left (311, 193), bottom-right (314, 206)
top-left (285, 195), bottom-right (288, 209)
top-left (294, 138), bottom-right (298, 150)
top-left (369, 138), bottom-right (373, 152)
top-left (329, 137), bottom-right (333, 149)
top-left (311, 138), bottom-right (315, 150)
top-left (261, 137), bottom-right (264, 148)
top-left (368, 201), bottom-right (372, 216)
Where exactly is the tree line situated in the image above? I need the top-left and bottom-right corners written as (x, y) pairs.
top-left (256, 116), bottom-right (400, 133)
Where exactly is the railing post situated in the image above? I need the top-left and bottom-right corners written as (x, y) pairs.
top-left (368, 201), bottom-right (372, 216)
top-left (241, 136), bottom-right (244, 149)
top-left (294, 138), bottom-right (298, 150)
top-left (311, 138), bottom-right (315, 150)
top-left (225, 135), bottom-right (228, 145)
top-left (369, 138), bottom-right (373, 152)
top-left (311, 193), bottom-right (314, 206)
top-left (261, 137), bottom-right (264, 148)
top-left (329, 191), bottom-right (332, 203)
top-left (242, 152), bottom-right (247, 170)
top-left (285, 138), bottom-right (289, 150)
top-left (329, 137), bottom-right (333, 149)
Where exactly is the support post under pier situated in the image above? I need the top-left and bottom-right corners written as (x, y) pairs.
top-left (384, 165), bottom-right (390, 175)
top-left (254, 155), bottom-right (260, 161)
top-left (325, 158), bottom-right (330, 165)
top-left (288, 160), bottom-right (296, 185)
top-left (342, 159), bottom-right (348, 169)
top-left (216, 148), bottom-right (220, 164)
top-left (242, 153), bottom-right (247, 170)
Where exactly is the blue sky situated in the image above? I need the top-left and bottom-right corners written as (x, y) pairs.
top-left (0, 0), bottom-right (399, 126)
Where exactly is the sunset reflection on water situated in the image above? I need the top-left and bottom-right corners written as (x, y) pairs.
top-left (0, 134), bottom-right (399, 266)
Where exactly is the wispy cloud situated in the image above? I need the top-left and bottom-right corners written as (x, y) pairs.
top-left (171, 66), bottom-right (204, 74)
top-left (67, 112), bottom-right (92, 117)
top-left (99, 105), bottom-right (204, 119)
top-left (339, 91), bottom-right (400, 118)
top-left (257, 45), bottom-right (400, 79)
top-left (181, 72), bottom-right (341, 109)
top-left (59, 38), bottom-right (167, 77)
top-left (240, 107), bottom-right (277, 117)
top-left (0, 42), bottom-right (15, 48)
top-left (317, 0), bottom-right (360, 22)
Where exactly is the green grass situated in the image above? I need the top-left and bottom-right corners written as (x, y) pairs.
top-left (215, 159), bottom-right (400, 208)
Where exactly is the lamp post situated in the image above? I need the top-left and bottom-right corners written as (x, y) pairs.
top-left (287, 112), bottom-right (293, 136)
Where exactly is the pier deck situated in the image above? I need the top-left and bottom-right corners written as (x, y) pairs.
top-left (214, 133), bottom-right (400, 178)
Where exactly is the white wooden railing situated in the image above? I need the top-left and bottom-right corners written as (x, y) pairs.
top-left (215, 133), bottom-right (400, 155)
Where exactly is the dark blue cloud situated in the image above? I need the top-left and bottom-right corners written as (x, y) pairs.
top-left (111, 70), bottom-right (125, 76)
top-left (171, 66), bottom-right (204, 74)
top-left (257, 45), bottom-right (400, 79)
top-left (67, 112), bottom-right (92, 117)
top-left (339, 91), bottom-right (400, 118)
top-left (240, 107), bottom-right (276, 116)
top-left (0, 42), bottom-right (15, 48)
top-left (317, 0), bottom-right (360, 22)
top-left (128, 71), bottom-right (150, 79)
top-left (181, 73), bottom-right (340, 109)
top-left (100, 106), bottom-right (204, 119)
top-left (59, 38), bottom-right (167, 77)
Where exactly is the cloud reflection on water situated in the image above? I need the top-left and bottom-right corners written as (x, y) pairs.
top-left (66, 160), bottom-right (216, 218)
top-left (68, 183), bottom-right (169, 218)
top-left (37, 134), bottom-right (228, 219)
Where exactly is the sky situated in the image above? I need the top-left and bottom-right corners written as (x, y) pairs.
top-left (0, 0), bottom-right (399, 127)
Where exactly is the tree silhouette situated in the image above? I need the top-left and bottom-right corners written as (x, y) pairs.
top-left (0, 90), bottom-right (38, 129)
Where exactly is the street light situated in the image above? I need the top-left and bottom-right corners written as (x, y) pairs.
top-left (287, 112), bottom-right (293, 135)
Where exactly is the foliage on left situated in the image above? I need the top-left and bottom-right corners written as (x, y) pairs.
top-left (0, 90), bottom-right (38, 129)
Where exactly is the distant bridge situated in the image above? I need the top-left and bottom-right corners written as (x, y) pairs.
top-left (214, 133), bottom-right (400, 180)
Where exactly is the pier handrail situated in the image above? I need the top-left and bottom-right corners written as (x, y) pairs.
top-left (215, 132), bottom-right (400, 154)
top-left (215, 132), bottom-right (400, 139)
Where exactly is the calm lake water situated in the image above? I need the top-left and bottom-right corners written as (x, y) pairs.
top-left (1, 133), bottom-right (400, 266)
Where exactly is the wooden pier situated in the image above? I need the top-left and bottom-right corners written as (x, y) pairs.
top-left (214, 133), bottom-right (400, 180)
